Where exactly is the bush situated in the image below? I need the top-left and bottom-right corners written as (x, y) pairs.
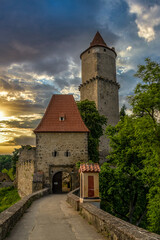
top-left (0, 186), bottom-right (20, 213)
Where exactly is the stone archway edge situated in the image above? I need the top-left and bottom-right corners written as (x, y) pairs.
top-left (0, 188), bottom-right (50, 240)
top-left (67, 189), bottom-right (160, 240)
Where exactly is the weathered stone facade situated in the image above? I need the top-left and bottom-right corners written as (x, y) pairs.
top-left (81, 46), bottom-right (117, 84)
top-left (17, 133), bottom-right (88, 197)
top-left (67, 190), bottom-right (160, 240)
top-left (80, 33), bottom-right (119, 162)
top-left (35, 132), bottom-right (88, 190)
top-left (17, 148), bottom-right (36, 197)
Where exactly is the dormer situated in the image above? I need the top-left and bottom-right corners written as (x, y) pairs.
top-left (59, 113), bottom-right (66, 121)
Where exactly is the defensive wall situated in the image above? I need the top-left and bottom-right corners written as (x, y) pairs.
top-left (0, 188), bottom-right (50, 240)
top-left (17, 147), bottom-right (36, 197)
top-left (67, 189), bottom-right (160, 240)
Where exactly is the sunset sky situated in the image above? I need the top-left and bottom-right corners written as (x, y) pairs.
top-left (0, 0), bottom-right (160, 154)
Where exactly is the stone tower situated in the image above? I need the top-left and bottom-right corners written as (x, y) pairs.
top-left (79, 32), bottom-right (119, 162)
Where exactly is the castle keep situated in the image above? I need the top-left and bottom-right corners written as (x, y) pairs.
top-left (17, 32), bottom-right (119, 196)
top-left (79, 32), bottom-right (119, 161)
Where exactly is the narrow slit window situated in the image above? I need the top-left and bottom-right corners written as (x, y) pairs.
top-left (65, 150), bottom-right (70, 157)
top-left (52, 151), bottom-right (57, 157)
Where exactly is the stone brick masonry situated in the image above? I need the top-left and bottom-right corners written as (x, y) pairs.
top-left (67, 189), bottom-right (160, 240)
top-left (0, 188), bottom-right (50, 240)
top-left (36, 132), bottom-right (88, 189)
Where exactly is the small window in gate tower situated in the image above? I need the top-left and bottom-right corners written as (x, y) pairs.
top-left (65, 150), bottom-right (70, 157)
top-left (59, 116), bottom-right (65, 121)
top-left (52, 151), bottom-right (57, 157)
top-left (59, 113), bottom-right (66, 121)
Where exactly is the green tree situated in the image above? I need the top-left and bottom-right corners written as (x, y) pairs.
top-left (0, 187), bottom-right (20, 213)
top-left (77, 100), bottom-right (107, 162)
top-left (129, 58), bottom-right (160, 233)
top-left (12, 148), bottom-right (20, 175)
top-left (100, 116), bottom-right (149, 228)
top-left (0, 155), bottom-right (12, 171)
top-left (129, 58), bottom-right (160, 121)
top-left (120, 104), bottom-right (126, 119)
top-left (100, 58), bottom-right (160, 233)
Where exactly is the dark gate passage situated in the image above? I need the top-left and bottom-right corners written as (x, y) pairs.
top-left (52, 172), bottom-right (62, 193)
top-left (52, 171), bottom-right (71, 193)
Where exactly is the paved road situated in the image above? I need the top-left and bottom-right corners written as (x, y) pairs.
top-left (5, 194), bottom-right (105, 240)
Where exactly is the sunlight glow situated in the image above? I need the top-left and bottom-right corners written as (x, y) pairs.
top-left (0, 111), bottom-right (5, 119)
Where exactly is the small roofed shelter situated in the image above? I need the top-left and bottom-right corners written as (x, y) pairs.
top-left (79, 163), bottom-right (101, 207)
top-left (0, 173), bottom-right (12, 182)
top-left (34, 94), bottom-right (89, 192)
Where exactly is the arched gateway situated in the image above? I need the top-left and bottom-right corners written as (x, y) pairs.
top-left (52, 171), bottom-right (71, 193)
top-left (50, 164), bottom-right (77, 193)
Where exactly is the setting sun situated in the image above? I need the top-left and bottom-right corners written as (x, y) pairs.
top-left (0, 111), bottom-right (5, 119)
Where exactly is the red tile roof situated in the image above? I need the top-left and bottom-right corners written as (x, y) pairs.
top-left (90, 31), bottom-right (107, 47)
top-left (34, 95), bottom-right (89, 133)
top-left (79, 163), bottom-right (100, 173)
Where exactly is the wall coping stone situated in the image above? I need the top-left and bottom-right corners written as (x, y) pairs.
top-left (67, 189), bottom-right (160, 240)
top-left (0, 188), bottom-right (50, 240)
top-left (67, 188), bottom-right (80, 211)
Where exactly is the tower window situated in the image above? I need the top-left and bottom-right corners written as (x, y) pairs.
top-left (65, 150), bottom-right (70, 157)
top-left (104, 49), bottom-right (106, 52)
top-left (52, 151), bottom-right (58, 157)
top-left (88, 50), bottom-right (90, 54)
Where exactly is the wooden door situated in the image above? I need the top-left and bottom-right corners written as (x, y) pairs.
top-left (52, 172), bottom-right (62, 193)
top-left (88, 176), bottom-right (94, 197)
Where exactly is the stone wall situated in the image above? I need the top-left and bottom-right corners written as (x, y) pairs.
top-left (80, 77), bottom-right (119, 162)
top-left (98, 79), bottom-right (119, 161)
top-left (17, 148), bottom-right (36, 197)
top-left (0, 188), bottom-right (50, 240)
top-left (67, 188), bottom-right (80, 211)
top-left (36, 132), bottom-right (88, 188)
top-left (80, 79), bottom-right (98, 108)
top-left (67, 190), bottom-right (160, 240)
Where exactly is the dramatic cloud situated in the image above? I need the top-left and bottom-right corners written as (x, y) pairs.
top-left (0, 0), bottom-right (160, 153)
top-left (126, 0), bottom-right (160, 42)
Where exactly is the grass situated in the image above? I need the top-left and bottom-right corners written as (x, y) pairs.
top-left (0, 186), bottom-right (21, 213)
